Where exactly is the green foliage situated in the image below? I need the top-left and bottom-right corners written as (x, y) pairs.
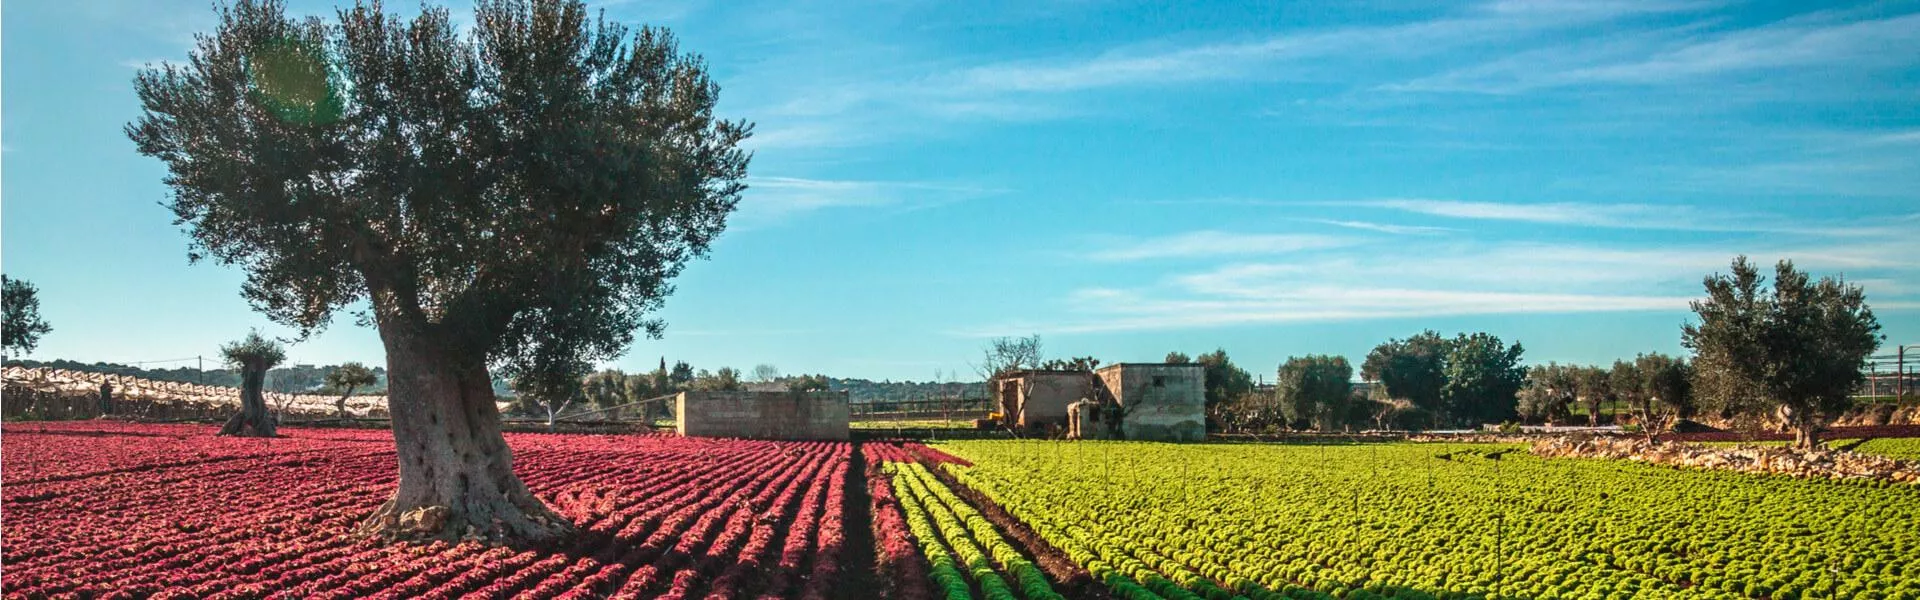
top-left (940, 440), bottom-right (1920, 600)
top-left (324, 362), bottom-right (379, 394)
top-left (670, 361), bottom-right (695, 386)
top-left (1165, 351), bottom-right (1192, 364)
top-left (10, 358), bottom-right (387, 393)
top-left (1275, 355), bottom-right (1353, 431)
top-left (786, 373), bottom-right (832, 392)
top-left (2, 275), bottom-right (53, 357)
top-left (1684, 256), bottom-right (1882, 446)
top-left (1038, 356), bottom-right (1101, 372)
top-left (220, 330), bottom-right (287, 372)
top-left (1576, 365), bottom-right (1614, 426)
top-left (508, 352), bottom-right (587, 419)
top-left (127, 0), bottom-right (752, 377)
top-left (1439, 332), bottom-right (1525, 427)
top-left (1196, 349), bottom-right (1255, 411)
top-left (580, 369), bottom-right (628, 408)
top-left (1518, 363), bottom-right (1579, 424)
top-left (1638, 353), bottom-right (1694, 421)
top-left (1362, 330), bottom-right (1450, 417)
top-left (692, 366), bottom-right (742, 391)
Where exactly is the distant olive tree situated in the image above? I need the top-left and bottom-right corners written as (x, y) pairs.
top-left (219, 331), bottom-right (286, 437)
top-left (127, 0), bottom-right (749, 543)
top-left (324, 362), bottom-right (378, 420)
top-left (1439, 332), bottom-right (1525, 427)
top-left (1195, 349), bottom-right (1255, 431)
top-left (1276, 355), bottom-right (1353, 432)
top-left (512, 355), bottom-right (589, 429)
top-left (1684, 257), bottom-right (1880, 448)
top-left (1518, 363), bottom-right (1578, 425)
top-left (1576, 365), bottom-right (1613, 427)
top-left (2, 276), bottom-right (53, 358)
top-left (1639, 353), bottom-right (1693, 422)
top-left (1362, 331), bottom-right (1450, 422)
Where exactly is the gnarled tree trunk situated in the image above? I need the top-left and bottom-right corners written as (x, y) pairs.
top-left (1785, 405), bottom-right (1822, 449)
top-left (335, 387), bottom-right (354, 421)
top-left (355, 330), bottom-right (575, 545)
top-left (218, 367), bottom-right (276, 437)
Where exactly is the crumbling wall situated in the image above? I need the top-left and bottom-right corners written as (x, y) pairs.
top-left (1017, 373), bottom-right (1092, 428)
top-left (676, 390), bottom-right (850, 440)
top-left (1098, 364), bottom-right (1205, 442)
top-left (1068, 400), bottom-right (1104, 440)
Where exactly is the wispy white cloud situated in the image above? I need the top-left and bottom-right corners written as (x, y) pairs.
top-left (1391, 10), bottom-right (1920, 94)
top-left (950, 0), bottom-right (1712, 94)
top-left (735, 176), bottom-right (1002, 225)
top-left (737, 0), bottom-right (1721, 150)
top-left (959, 219), bottom-right (1920, 336)
top-left (1084, 231), bottom-right (1356, 262)
top-left (957, 287), bottom-right (1694, 336)
top-left (1304, 219), bottom-right (1457, 235)
top-left (1351, 198), bottom-right (1915, 235)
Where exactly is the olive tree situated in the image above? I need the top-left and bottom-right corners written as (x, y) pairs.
top-left (128, 0), bottom-right (750, 543)
top-left (1639, 353), bottom-right (1693, 421)
top-left (1439, 332), bottom-right (1525, 427)
top-left (1275, 355), bottom-right (1353, 432)
top-left (1518, 362), bottom-right (1578, 425)
top-left (1683, 257), bottom-right (1880, 448)
top-left (219, 331), bottom-right (287, 437)
top-left (1576, 365), bottom-right (1612, 426)
top-left (2, 276), bottom-right (53, 358)
top-left (1361, 331), bottom-right (1449, 421)
top-left (325, 362), bottom-right (379, 420)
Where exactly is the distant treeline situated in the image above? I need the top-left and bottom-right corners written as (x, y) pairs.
top-left (828, 378), bottom-right (985, 404)
top-left (2, 358), bottom-right (392, 395)
top-left (4, 357), bottom-right (980, 404)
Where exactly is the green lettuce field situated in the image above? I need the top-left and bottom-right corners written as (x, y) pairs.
top-left (935, 441), bottom-right (1920, 600)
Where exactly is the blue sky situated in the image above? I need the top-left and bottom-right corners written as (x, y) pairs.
top-left (4, 0), bottom-right (1917, 381)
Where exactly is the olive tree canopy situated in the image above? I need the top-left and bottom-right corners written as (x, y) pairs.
top-left (1683, 256), bottom-right (1880, 448)
top-left (128, 0), bottom-right (750, 543)
top-left (2, 276), bottom-right (53, 357)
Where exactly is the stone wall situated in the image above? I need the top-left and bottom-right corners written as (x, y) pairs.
top-left (1016, 372), bottom-right (1094, 428)
top-left (1097, 363), bottom-right (1205, 442)
top-left (676, 390), bottom-right (850, 440)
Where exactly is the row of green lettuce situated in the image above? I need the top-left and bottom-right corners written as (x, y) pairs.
top-left (936, 440), bottom-right (1920, 600)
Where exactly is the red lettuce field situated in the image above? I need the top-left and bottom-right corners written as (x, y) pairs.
top-left (0, 422), bottom-right (852, 599)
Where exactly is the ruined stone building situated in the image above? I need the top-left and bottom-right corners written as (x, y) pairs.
top-left (992, 369), bottom-right (1097, 430)
top-left (993, 362), bottom-right (1206, 442)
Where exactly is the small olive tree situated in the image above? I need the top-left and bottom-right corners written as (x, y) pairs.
top-left (219, 331), bottom-right (287, 437)
top-left (1684, 257), bottom-right (1881, 448)
top-left (324, 362), bottom-right (378, 420)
